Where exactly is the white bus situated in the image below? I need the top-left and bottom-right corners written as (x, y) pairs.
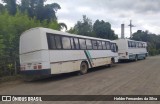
top-left (20, 27), bottom-right (118, 79)
top-left (114, 39), bottom-right (148, 61)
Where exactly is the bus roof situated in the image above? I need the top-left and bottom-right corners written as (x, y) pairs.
top-left (21, 27), bottom-right (115, 43)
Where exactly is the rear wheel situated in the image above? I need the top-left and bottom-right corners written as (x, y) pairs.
top-left (143, 56), bottom-right (146, 59)
top-left (108, 58), bottom-right (115, 67)
top-left (79, 62), bottom-right (88, 75)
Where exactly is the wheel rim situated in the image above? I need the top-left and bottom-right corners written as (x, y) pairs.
top-left (81, 63), bottom-right (87, 73)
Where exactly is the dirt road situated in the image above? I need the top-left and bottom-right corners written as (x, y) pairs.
top-left (0, 56), bottom-right (160, 103)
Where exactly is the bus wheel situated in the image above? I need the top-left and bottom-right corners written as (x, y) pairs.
top-left (79, 62), bottom-right (88, 75)
top-left (108, 58), bottom-right (114, 67)
top-left (144, 56), bottom-right (146, 59)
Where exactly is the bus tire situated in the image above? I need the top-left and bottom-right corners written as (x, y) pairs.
top-left (79, 61), bottom-right (88, 75)
top-left (108, 58), bottom-right (115, 67)
top-left (144, 56), bottom-right (146, 59)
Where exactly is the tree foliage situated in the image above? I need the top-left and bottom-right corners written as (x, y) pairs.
top-left (0, 0), bottom-right (66, 76)
top-left (93, 20), bottom-right (118, 40)
top-left (70, 15), bottom-right (93, 36)
top-left (20, 0), bottom-right (61, 21)
top-left (2, 0), bottom-right (17, 15)
top-left (2, 0), bottom-right (61, 21)
top-left (68, 16), bottom-right (118, 40)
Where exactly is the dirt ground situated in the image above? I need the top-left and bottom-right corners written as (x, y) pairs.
top-left (0, 55), bottom-right (160, 104)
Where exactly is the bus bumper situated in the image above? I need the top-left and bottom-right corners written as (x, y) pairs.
top-left (20, 69), bottom-right (51, 80)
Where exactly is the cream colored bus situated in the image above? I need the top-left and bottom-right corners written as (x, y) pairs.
top-left (114, 39), bottom-right (148, 61)
top-left (20, 27), bottom-right (118, 79)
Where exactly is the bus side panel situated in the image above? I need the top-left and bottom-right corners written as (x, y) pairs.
top-left (50, 61), bottom-right (82, 74)
top-left (128, 48), bottom-right (147, 59)
top-left (87, 50), bottom-right (112, 67)
top-left (91, 58), bottom-right (110, 67)
top-left (49, 50), bottom-right (87, 74)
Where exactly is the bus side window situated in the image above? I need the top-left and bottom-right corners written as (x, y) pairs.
top-left (102, 41), bottom-right (106, 50)
top-left (136, 42), bottom-right (139, 48)
top-left (92, 40), bottom-right (97, 49)
top-left (116, 44), bottom-right (118, 52)
top-left (112, 43), bottom-right (115, 52)
top-left (132, 41), bottom-right (135, 48)
top-left (138, 42), bottom-right (140, 48)
top-left (106, 41), bottom-right (110, 50)
top-left (97, 41), bottom-right (102, 50)
top-left (86, 39), bottom-right (92, 49)
top-left (73, 38), bottom-right (80, 49)
top-left (114, 43), bottom-right (118, 52)
top-left (70, 37), bottom-right (75, 49)
top-left (142, 43), bottom-right (145, 48)
top-left (128, 41), bottom-right (131, 47)
top-left (55, 35), bottom-right (62, 49)
top-left (79, 38), bottom-right (86, 49)
top-left (62, 37), bottom-right (71, 49)
top-left (133, 42), bottom-right (136, 47)
top-left (47, 34), bottom-right (56, 49)
top-left (140, 43), bottom-right (143, 48)
top-left (110, 43), bottom-right (113, 51)
top-left (131, 41), bottom-right (134, 47)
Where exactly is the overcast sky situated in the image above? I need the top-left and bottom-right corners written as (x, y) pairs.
top-left (1, 0), bottom-right (160, 37)
top-left (44, 0), bottom-right (160, 37)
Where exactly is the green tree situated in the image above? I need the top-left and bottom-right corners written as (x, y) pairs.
top-left (20, 0), bottom-right (61, 21)
top-left (2, 0), bottom-right (17, 15)
top-left (93, 20), bottom-right (118, 40)
top-left (0, 4), bottom-right (5, 12)
top-left (69, 15), bottom-right (93, 36)
top-left (0, 10), bottom-right (62, 76)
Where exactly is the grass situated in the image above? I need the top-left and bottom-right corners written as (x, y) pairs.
top-left (0, 74), bottom-right (22, 83)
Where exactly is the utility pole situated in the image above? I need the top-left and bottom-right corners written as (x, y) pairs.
top-left (128, 20), bottom-right (135, 38)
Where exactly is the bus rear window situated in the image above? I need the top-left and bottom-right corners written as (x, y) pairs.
top-left (47, 33), bottom-right (56, 49)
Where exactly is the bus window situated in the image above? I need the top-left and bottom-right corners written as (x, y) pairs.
top-left (131, 41), bottom-right (136, 47)
top-left (97, 41), bottom-right (102, 50)
top-left (79, 38), bottom-right (86, 49)
top-left (136, 42), bottom-right (139, 48)
top-left (139, 43), bottom-right (143, 48)
top-left (142, 43), bottom-right (145, 48)
top-left (102, 41), bottom-right (106, 50)
top-left (106, 41), bottom-right (110, 50)
top-left (47, 34), bottom-right (56, 49)
top-left (70, 37), bottom-right (75, 49)
top-left (92, 40), bottom-right (97, 49)
top-left (55, 35), bottom-right (62, 49)
top-left (128, 41), bottom-right (131, 47)
top-left (86, 39), bottom-right (92, 49)
top-left (133, 42), bottom-right (136, 47)
top-left (111, 43), bottom-right (117, 52)
top-left (62, 37), bottom-right (71, 49)
top-left (74, 38), bottom-right (80, 49)
top-left (111, 43), bottom-right (114, 52)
